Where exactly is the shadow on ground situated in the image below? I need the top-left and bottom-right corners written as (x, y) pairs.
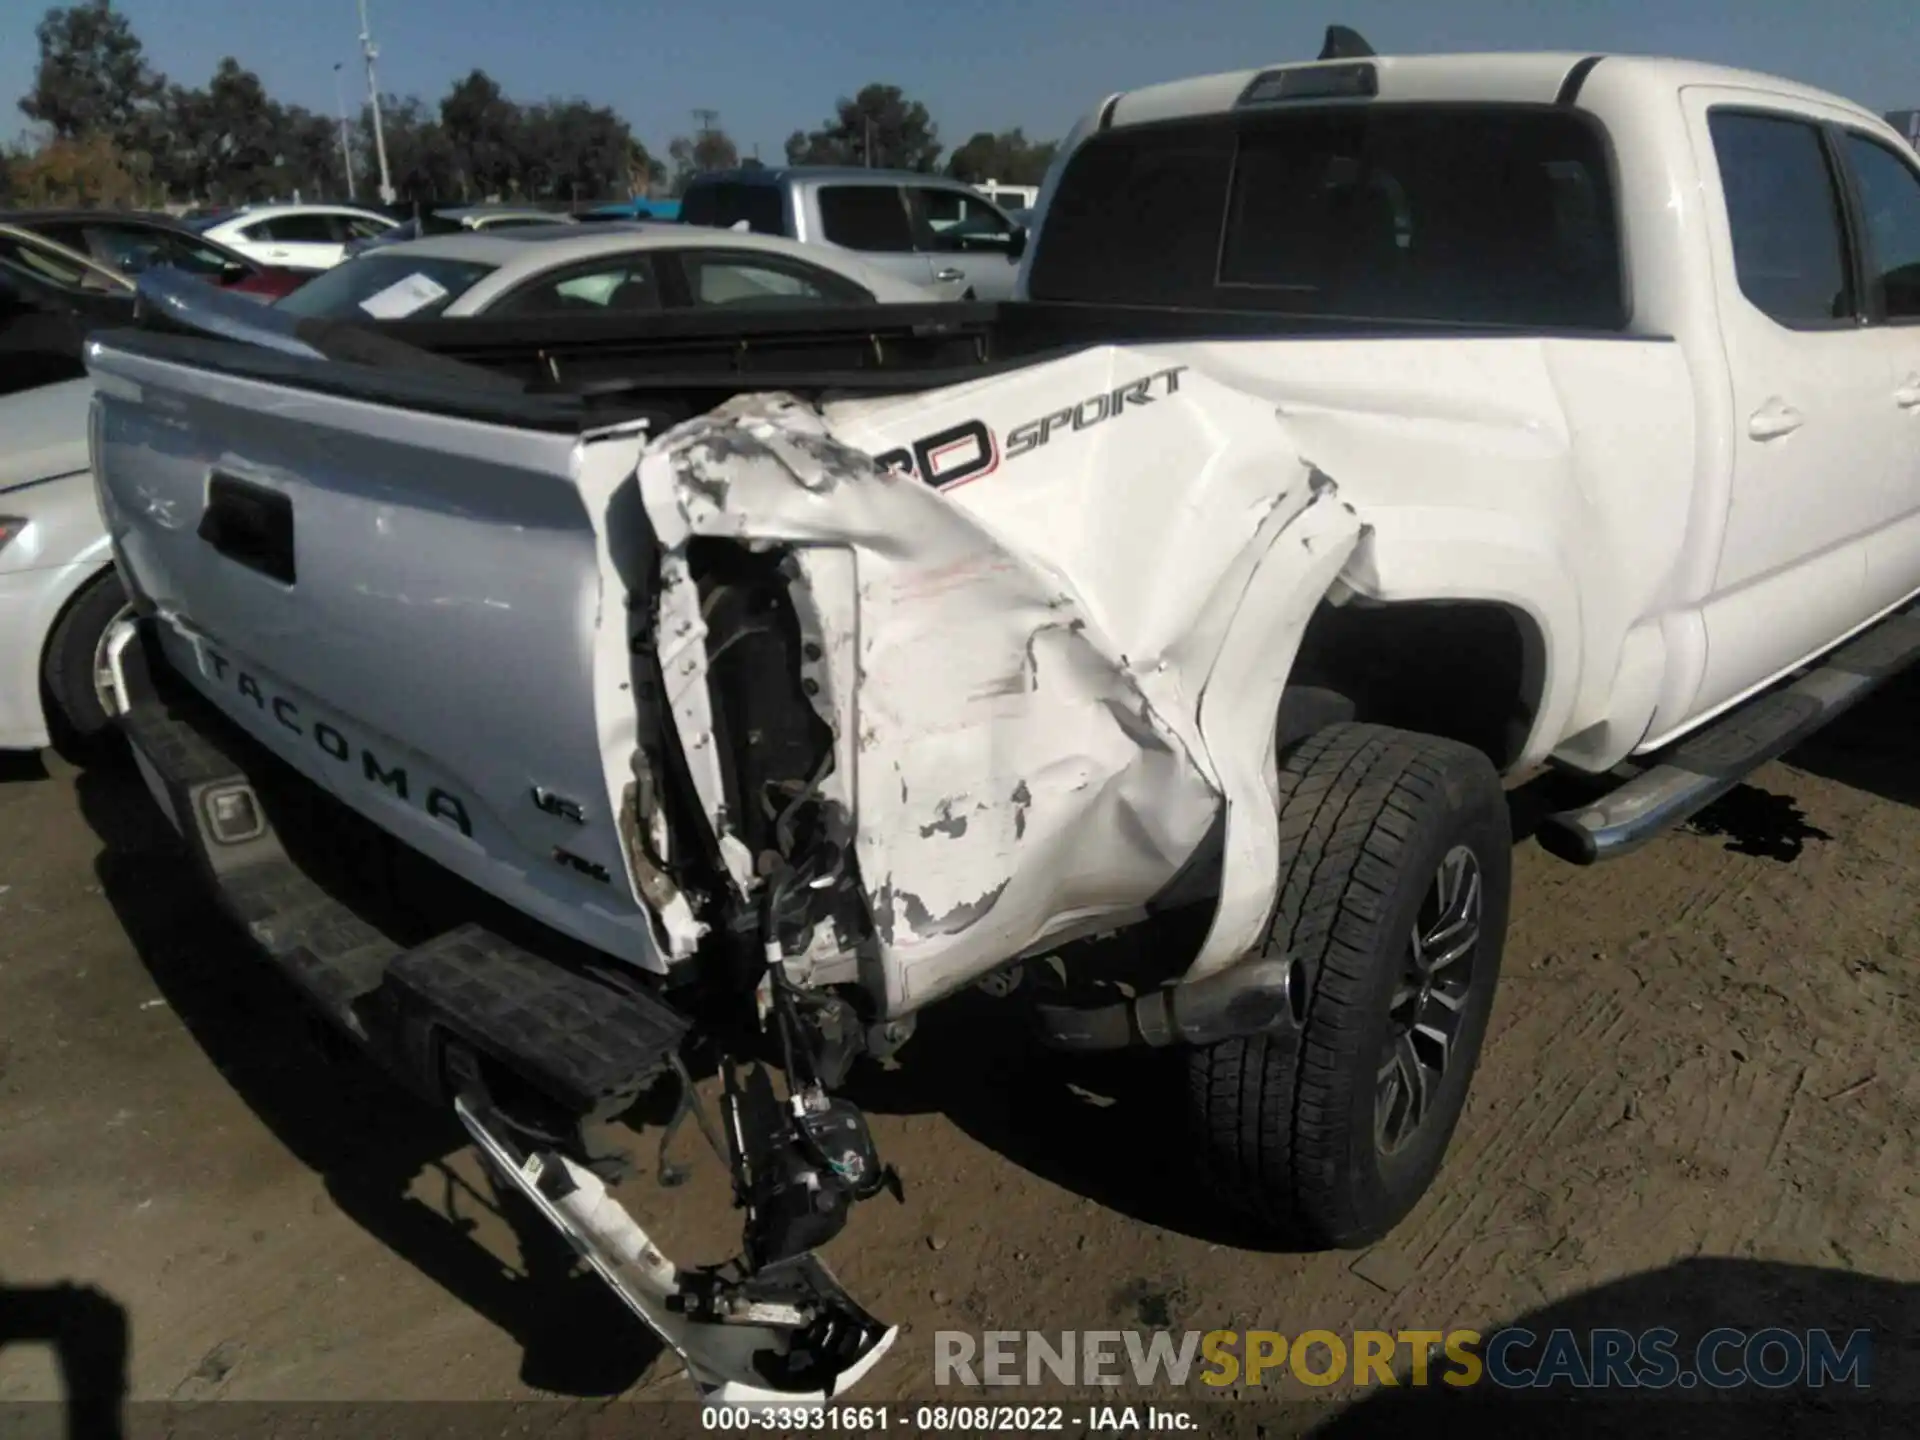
top-left (0, 750), bottom-right (49, 786)
top-left (1313, 1255), bottom-right (1920, 1438)
top-left (1783, 665), bottom-right (1920, 812)
top-left (70, 748), bottom-right (663, 1399)
top-left (0, 1280), bottom-right (128, 1438)
top-left (1684, 783), bottom-right (1835, 862)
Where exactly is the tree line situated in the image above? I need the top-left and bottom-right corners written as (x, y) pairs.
top-left (0, 0), bottom-right (1059, 209)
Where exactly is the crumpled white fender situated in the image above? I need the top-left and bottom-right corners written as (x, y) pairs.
top-left (637, 346), bottom-right (1364, 1015)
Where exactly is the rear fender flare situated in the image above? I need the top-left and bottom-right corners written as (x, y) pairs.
top-left (1182, 491), bottom-right (1366, 983)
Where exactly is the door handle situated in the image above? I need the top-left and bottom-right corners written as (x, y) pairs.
top-left (269, 249), bottom-right (290, 259)
top-left (1747, 399), bottom-right (1805, 441)
top-left (1897, 374), bottom-right (1920, 409)
top-left (934, 268), bottom-right (964, 282)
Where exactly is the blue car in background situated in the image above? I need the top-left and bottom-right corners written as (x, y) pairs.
top-left (583, 198), bottom-right (680, 222)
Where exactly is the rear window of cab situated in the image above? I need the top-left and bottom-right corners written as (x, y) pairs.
top-left (1027, 104), bottom-right (1626, 330)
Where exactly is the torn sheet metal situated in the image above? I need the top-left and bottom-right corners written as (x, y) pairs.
top-left (637, 346), bottom-right (1365, 1015)
top-left (456, 1095), bottom-right (895, 1403)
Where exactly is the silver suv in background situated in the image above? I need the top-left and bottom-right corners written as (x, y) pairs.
top-left (678, 167), bottom-right (1027, 300)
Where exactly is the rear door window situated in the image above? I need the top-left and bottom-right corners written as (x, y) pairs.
top-left (247, 214), bottom-right (341, 244)
top-left (1840, 131), bottom-right (1920, 320)
top-left (905, 186), bottom-right (1018, 251)
top-left (678, 250), bottom-right (869, 307)
top-left (489, 257), bottom-right (662, 315)
top-left (1708, 111), bottom-right (1855, 327)
top-left (817, 185), bottom-right (915, 252)
top-left (284, 214), bottom-right (344, 243)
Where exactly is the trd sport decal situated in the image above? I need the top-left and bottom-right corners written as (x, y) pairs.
top-left (1004, 364), bottom-right (1187, 459)
top-left (875, 420), bottom-right (999, 489)
top-left (874, 364), bottom-right (1188, 490)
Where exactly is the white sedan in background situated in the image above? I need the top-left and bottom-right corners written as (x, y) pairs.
top-left (0, 378), bottom-right (124, 751)
top-left (194, 203), bottom-right (400, 272)
top-left (274, 221), bottom-right (947, 321)
top-left (1, 228), bottom-right (137, 752)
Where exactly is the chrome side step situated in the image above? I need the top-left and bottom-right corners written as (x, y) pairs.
top-left (1538, 607), bottom-right (1920, 865)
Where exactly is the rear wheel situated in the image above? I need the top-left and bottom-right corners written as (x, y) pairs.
top-left (1187, 723), bottom-right (1511, 1247)
top-left (41, 568), bottom-right (134, 745)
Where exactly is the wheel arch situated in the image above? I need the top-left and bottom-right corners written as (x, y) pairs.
top-left (35, 558), bottom-right (124, 738)
top-left (1290, 595), bottom-right (1550, 774)
top-left (0, 555), bottom-right (114, 751)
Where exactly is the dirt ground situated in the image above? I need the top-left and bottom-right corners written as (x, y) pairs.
top-left (4, 670), bottom-right (1920, 1427)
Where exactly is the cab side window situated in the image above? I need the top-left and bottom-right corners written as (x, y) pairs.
top-left (491, 258), bottom-right (660, 315)
top-left (246, 214), bottom-right (339, 244)
top-left (1708, 110), bottom-right (1854, 326)
top-left (817, 186), bottom-right (915, 252)
top-left (1842, 133), bottom-right (1920, 320)
top-left (907, 187), bottom-right (1017, 253)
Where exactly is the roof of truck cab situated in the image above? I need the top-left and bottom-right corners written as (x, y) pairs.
top-left (1103, 52), bottom-right (1885, 130)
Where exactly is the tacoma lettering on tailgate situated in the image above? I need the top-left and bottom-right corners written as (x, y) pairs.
top-left (202, 648), bottom-right (474, 837)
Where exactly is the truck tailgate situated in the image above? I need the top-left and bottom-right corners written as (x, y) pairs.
top-left (88, 340), bottom-right (667, 971)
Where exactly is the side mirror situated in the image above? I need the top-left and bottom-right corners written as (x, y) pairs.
top-left (1008, 226), bottom-right (1028, 262)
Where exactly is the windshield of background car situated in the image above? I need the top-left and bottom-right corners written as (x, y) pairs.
top-left (0, 232), bottom-right (123, 295)
top-left (78, 224), bottom-right (243, 280)
top-left (273, 253), bottom-right (499, 320)
top-left (1028, 103), bottom-right (1625, 329)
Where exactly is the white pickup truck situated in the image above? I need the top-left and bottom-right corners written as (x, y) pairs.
top-left (86, 33), bottom-right (1920, 1402)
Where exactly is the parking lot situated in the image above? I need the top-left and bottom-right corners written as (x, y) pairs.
top-left (3, 665), bottom-right (1919, 1423)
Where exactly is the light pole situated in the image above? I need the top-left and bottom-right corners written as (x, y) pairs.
top-left (332, 62), bottom-right (357, 200)
top-left (358, 0), bottom-right (395, 203)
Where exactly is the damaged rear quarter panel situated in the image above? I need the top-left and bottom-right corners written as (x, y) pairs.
top-left (638, 347), bottom-right (1364, 1015)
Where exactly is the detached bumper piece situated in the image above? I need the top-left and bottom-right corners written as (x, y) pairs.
top-left (458, 1092), bottom-right (895, 1402)
top-left (105, 620), bottom-right (895, 1403)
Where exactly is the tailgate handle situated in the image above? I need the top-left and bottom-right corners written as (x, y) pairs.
top-left (199, 473), bottom-right (296, 584)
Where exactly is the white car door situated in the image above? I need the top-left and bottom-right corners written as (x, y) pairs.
top-left (1682, 91), bottom-right (1895, 717)
top-left (230, 213), bottom-right (347, 271)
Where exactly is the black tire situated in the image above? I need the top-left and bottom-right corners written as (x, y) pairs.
top-left (41, 568), bottom-right (132, 744)
top-left (1188, 722), bottom-right (1511, 1248)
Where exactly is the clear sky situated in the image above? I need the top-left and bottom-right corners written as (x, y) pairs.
top-left (3, 0), bottom-right (1917, 162)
